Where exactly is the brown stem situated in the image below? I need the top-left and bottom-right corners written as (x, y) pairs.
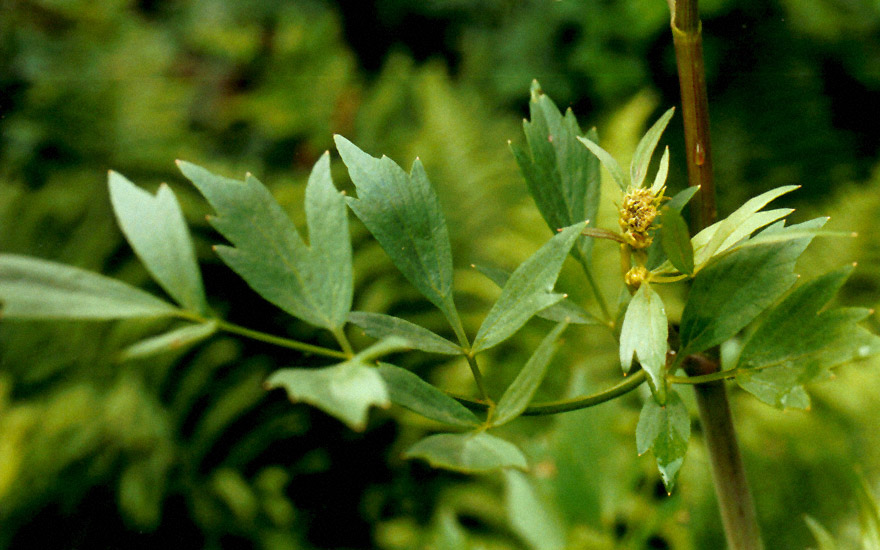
top-left (671, 1), bottom-right (763, 548)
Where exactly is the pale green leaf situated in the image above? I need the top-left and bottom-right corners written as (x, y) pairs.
top-left (108, 171), bottom-right (208, 314)
top-left (472, 264), bottom-right (601, 326)
top-left (504, 470), bottom-right (567, 550)
top-left (349, 311), bottom-right (461, 355)
top-left (404, 431), bottom-right (528, 473)
top-left (660, 206), bottom-right (694, 275)
top-left (178, 155), bottom-right (352, 330)
top-left (619, 283), bottom-right (668, 403)
top-left (377, 363), bottom-right (481, 428)
top-left (472, 222), bottom-right (586, 353)
top-left (493, 322), bottom-right (568, 426)
top-left (577, 136), bottom-right (627, 192)
top-left (805, 516), bottom-right (839, 550)
top-left (631, 107), bottom-right (674, 189)
top-left (650, 146), bottom-right (670, 195)
top-left (0, 254), bottom-right (179, 319)
top-left (736, 266), bottom-right (880, 409)
top-left (512, 80), bottom-right (600, 262)
top-left (334, 135), bottom-right (460, 330)
top-left (430, 509), bottom-right (472, 550)
top-left (119, 321), bottom-right (218, 361)
top-left (679, 218), bottom-right (826, 355)
top-left (636, 388), bottom-right (690, 491)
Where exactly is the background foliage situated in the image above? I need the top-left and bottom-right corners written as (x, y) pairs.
top-left (1, 0), bottom-right (880, 548)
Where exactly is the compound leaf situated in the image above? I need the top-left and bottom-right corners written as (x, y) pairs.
top-left (334, 135), bottom-right (460, 330)
top-left (404, 432), bottom-right (528, 473)
top-left (108, 171), bottom-right (208, 314)
top-left (492, 322), bottom-right (568, 426)
top-left (472, 222), bottom-right (586, 353)
top-left (636, 388), bottom-right (690, 491)
top-left (178, 154), bottom-right (352, 330)
top-left (0, 254), bottom-right (178, 319)
top-left (735, 266), bottom-right (880, 409)
top-left (679, 218), bottom-right (826, 356)
top-left (619, 283), bottom-right (668, 403)
top-left (377, 363), bottom-right (481, 428)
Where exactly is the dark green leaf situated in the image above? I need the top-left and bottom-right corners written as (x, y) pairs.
top-left (108, 171), bottom-right (208, 314)
top-left (660, 206), bottom-right (694, 275)
top-left (646, 186), bottom-right (700, 270)
top-left (636, 388), bottom-right (690, 491)
top-left (178, 154), bottom-right (352, 330)
top-left (665, 186), bottom-right (700, 213)
top-left (492, 323), bottom-right (568, 426)
top-left (511, 80), bottom-right (600, 262)
top-left (679, 218), bottom-right (826, 356)
top-left (619, 283), bottom-right (668, 403)
top-left (735, 266), bottom-right (880, 409)
top-left (119, 321), bottom-right (218, 361)
top-left (334, 135), bottom-right (460, 330)
top-left (472, 222), bottom-right (586, 353)
top-left (377, 363), bottom-right (481, 428)
top-left (404, 432), bottom-right (528, 473)
top-left (577, 136), bottom-right (627, 192)
top-left (631, 107), bottom-right (674, 189)
top-left (349, 311), bottom-right (462, 355)
top-left (0, 254), bottom-right (179, 319)
top-left (472, 263), bottom-right (602, 326)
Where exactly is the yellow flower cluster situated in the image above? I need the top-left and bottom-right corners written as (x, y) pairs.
top-left (619, 187), bottom-right (662, 249)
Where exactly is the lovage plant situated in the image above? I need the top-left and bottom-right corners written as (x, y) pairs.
top-left (1, 2), bottom-right (877, 549)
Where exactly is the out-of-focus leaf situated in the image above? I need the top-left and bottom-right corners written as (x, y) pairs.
top-left (334, 135), bottom-right (461, 330)
top-left (119, 321), bottom-right (218, 361)
top-left (636, 388), bottom-right (689, 491)
top-left (510, 80), bottom-right (600, 262)
top-left (660, 206), bottom-right (694, 275)
top-left (577, 135), bottom-right (627, 192)
top-left (492, 322), bottom-right (567, 426)
top-left (178, 154), bottom-right (352, 331)
top-left (805, 516), bottom-right (839, 550)
top-left (619, 283), bottom-right (668, 403)
top-left (735, 266), bottom-right (880, 409)
top-left (679, 218), bottom-right (825, 356)
top-left (0, 254), bottom-right (179, 319)
top-left (349, 311), bottom-right (462, 355)
top-left (404, 431), bottom-right (528, 473)
top-left (504, 470), bottom-right (567, 550)
top-left (630, 107), bottom-right (674, 189)
top-left (265, 339), bottom-right (410, 431)
top-left (430, 509), bottom-right (472, 550)
top-left (377, 363), bottom-right (481, 428)
top-left (472, 222), bottom-right (586, 353)
top-left (108, 171), bottom-right (208, 314)
top-left (472, 264), bottom-right (601, 326)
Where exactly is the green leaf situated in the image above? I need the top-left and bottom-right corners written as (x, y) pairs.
top-left (679, 218), bottom-right (826, 356)
top-left (430, 509), bottom-right (472, 550)
top-left (631, 107), bottom-right (675, 189)
top-left (805, 516), bottom-right (839, 550)
top-left (577, 135), bottom-right (627, 192)
top-left (177, 154), bottom-right (352, 330)
top-left (0, 254), bottom-right (179, 319)
top-left (264, 337), bottom-right (408, 431)
top-left (511, 81), bottom-right (601, 262)
top-left (472, 264), bottom-right (602, 326)
top-left (660, 206), bottom-right (694, 275)
top-left (377, 363), bottom-right (481, 428)
top-left (334, 135), bottom-right (461, 330)
top-left (349, 311), bottom-right (462, 355)
top-left (119, 321), bottom-right (218, 361)
top-left (108, 171), bottom-right (208, 314)
top-left (691, 185), bottom-right (798, 268)
top-left (636, 388), bottom-right (690, 491)
top-left (649, 146), bottom-right (670, 195)
top-left (665, 186), bottom-right (700, 213)
top-left (472, 222), bottom-right (586, 353)
top-left (492, 322), bottom-right (568, 426)
top-left (504, 471), bottom-right (567, 550)
top-left (735, 266), bottom-right (880, 409)
top-left (646, 186), bottom-right (700, 270)
top-left (404, 432), bottom-right (528, 473)
top-left (619, 283), bottom-right (668, 403)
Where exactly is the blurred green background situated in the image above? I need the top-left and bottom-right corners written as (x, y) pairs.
top-left (2, 0), bottom-right (880, 548)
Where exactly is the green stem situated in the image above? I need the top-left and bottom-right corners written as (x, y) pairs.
top-left (465, 352), bottom-right (492, 404)
top-left (213, 319), bottom-right (349, 360)
top-left (453, 369), bottom-right (646, 416)
top-left (576, 253), bottom-right (613, 324)
top-left (332, 326), bottom-right (356, 359)
top-left (671, 2), bottom-right (762, 548)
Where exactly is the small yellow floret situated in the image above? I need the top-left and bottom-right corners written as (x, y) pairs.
top-left (619, 188), bottom-right (662, 249)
